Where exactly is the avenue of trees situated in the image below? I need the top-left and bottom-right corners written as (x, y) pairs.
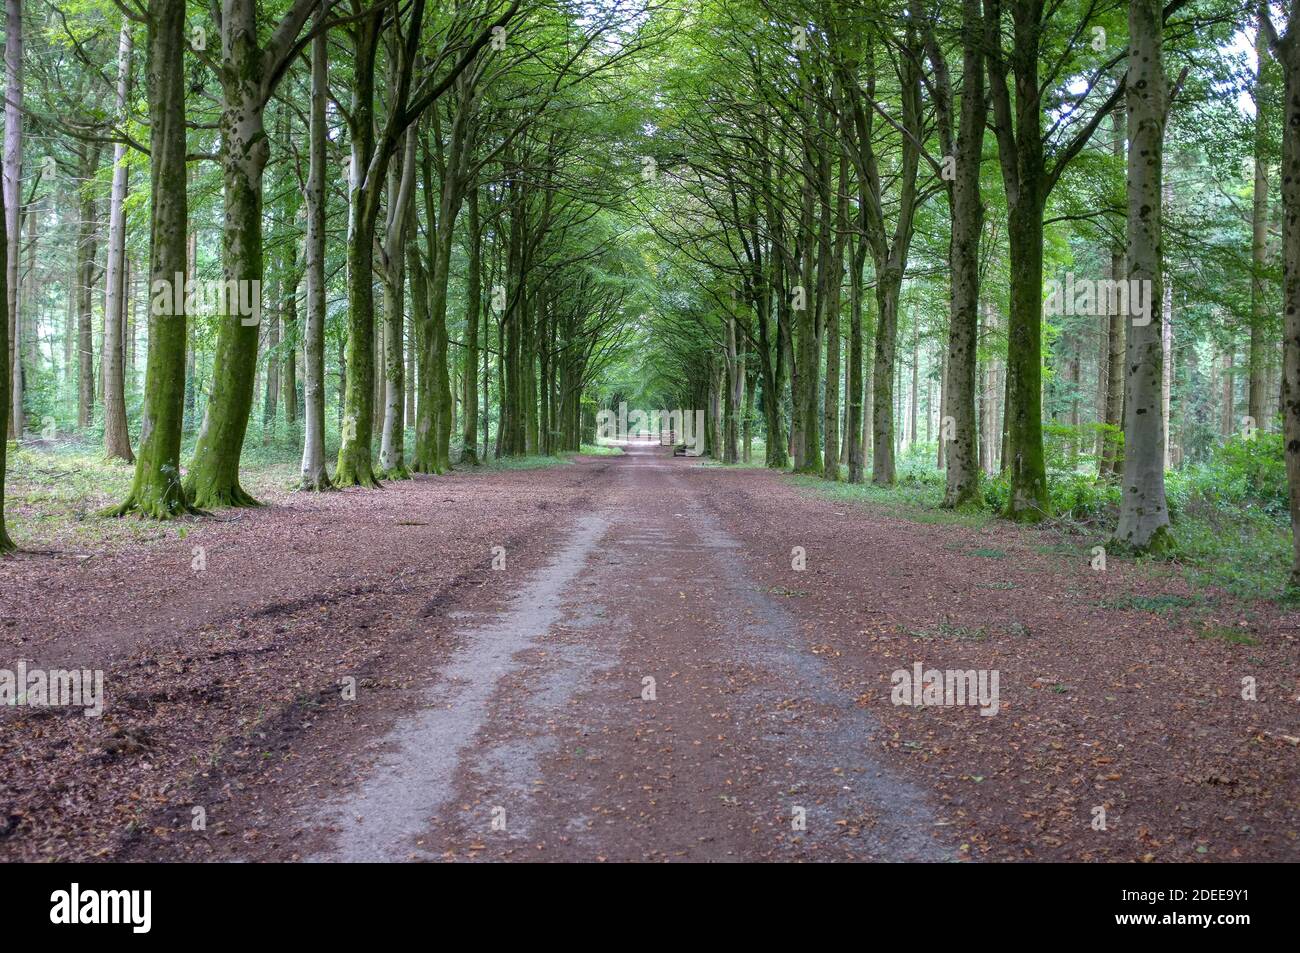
top-left (1, 0), bottom-right (1298, 585)
top-left (630, 0), bottom-right (1296, 578)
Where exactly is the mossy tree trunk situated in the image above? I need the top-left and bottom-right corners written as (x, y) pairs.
top-left (986, 0), bottom-right (1128, 518)
top-left (987, 0), bottom-right (1048, 521)
top-left (1003, 195), bottom-right (1049, 520)
top-left (109, 0), bottom-right (195, 520)
top-left (340, 0), bottom-right (517, 477)
top-left (184, 0), bottom-right (317, 507)
top-left (335, 7), bottom-right (387, 489)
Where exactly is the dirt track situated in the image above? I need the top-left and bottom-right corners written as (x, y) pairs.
top-left (2, 444), bottom-right (1297, 861)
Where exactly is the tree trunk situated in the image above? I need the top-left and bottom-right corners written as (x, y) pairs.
top-left (934, 0), bottom-right (986, 504)
top-left (0, 120), bottom-right (9, 549)
top-left (871, 268), bottom-right (903, 484)
top-left (909, 325), bottom-right (919, 449)
top-left (103, 20), bottom-right (135, 462)
top-left (335, 9), bottom-right (388, 489)
top-left (186, 0), bottom-right (318, 503)
top-left (1277, 3), bottom-right (1300, 583)
top-left (1114, 0), bottom-right (1172, 553)
top-left (4, 0), bottom-right (21, 440)
top-left (300, 3), bottom-right (331, 490)
top-left (743, 362), bottom-right (755, 463)
top-left (1100, 115), bottom-right (1126, 479)
top-left (77, 144), bottom-right (102, 429)
top-left (986, 0), bottom-right (1081, 520)
top-left (21, 198), bottom-right (36, 396)
top-left (462, 185), bottom-right (482, 464)
top-left (185, 0), bottom-right (274, 507)
top-left (63, 200), bottom-right (75, 398)
top-left (725, 310), bottom-right (740, 464)
top-left (1162, 178), bottom-right (1174, 470)
top-left (263, 304), bottom-right (280, 442)
top-left (282, 263), bottom-right (298, 425)
top-left (1250, 9), bottom-right (1271, 429)
top-left (380, 125), bottom-right (417, 478)
top-left (109, 0), bottom-right (194, 518)
top-left (379, 262), bottom-right (407, 476)
top-left (1222, 350), bottom-right (1236, 436)
top-left (823, 159), bottom-right (848, 479)
top-left (1003, 192), bottom-right (1048, 518)
top-left (847, 239), bottom-right (866, 483)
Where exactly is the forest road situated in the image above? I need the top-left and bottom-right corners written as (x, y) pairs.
top-left (11, 436), bottom-right (1295, 863)
top-left (308, 441), bottom-right (945, 862)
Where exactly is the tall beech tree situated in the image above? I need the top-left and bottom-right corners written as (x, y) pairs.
top-left (299, 0), bottom-right (331, 490)
top-left (840, 31), bottom-right (926, 487)
top-left (915, 0), bottom-right (987, 507)
top-left (1262, 2), bottom-right (1300, 585)
top-left (1100, 107), bottom-right (1126, 477)
top-left (103, 19), bottom-right (135, 462)
top-left (1248, 4), bottom-right (1271, 429)
top-left (75, 140), bottom-right (101, 429)
top-left (110, 0), bottom-right (195, 518)
top-left (378, 121), bottom-right (417, 478)
top-left (4, 0), bottom-right (21, 440)
top-left (183, 0), bottom-right (325, 508)
top-left (335, 0), bottom-right (519, 486)
top-left (984, 0), bottom-right (1128, 520)
top-left (1113, 0), bottom-right (1172, 552)
top-left (0, 140), bottom-right (9, 552)
top-left (462, 182), bottom-right (483, 464)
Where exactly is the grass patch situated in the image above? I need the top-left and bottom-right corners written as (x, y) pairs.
top-left (481, 445), bottom-right (622, 470)
top-left (698, 456), bottom-right (770, 469)
top-left (1169, 511), bottom-right (1292, 601)
top-left (484, 453), bottom-right (575, 470)
top-left (1100, 593), bottom-right (1205, 614)
top-left (695, 439), bottom-right (772, 468)
top-left (1196, 625), bottom-right (1260, 647)
top-left (906, 620), bottom-right (1030, 642)
top-left (788, 472), bottom-right (994, 529)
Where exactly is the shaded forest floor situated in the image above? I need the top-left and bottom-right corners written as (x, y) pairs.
top-left (1, 441), bottom-right (1297, 861)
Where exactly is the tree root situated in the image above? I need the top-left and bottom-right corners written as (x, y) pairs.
top-left (187, 482), bottom-right (261, 510)
top-left (1108, 524), bottom-right (1177, 558)
top-left (101, 494), bottom-right (207, 520)
top-left (298, 473), bottom-right (335, 492)
top-left (333, 466), bottom-right (383, 489)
